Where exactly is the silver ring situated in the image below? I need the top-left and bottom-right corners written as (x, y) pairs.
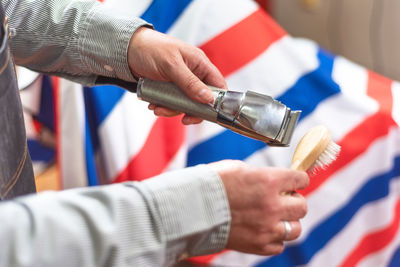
top-left (283, 221), bottom-right (292, 240)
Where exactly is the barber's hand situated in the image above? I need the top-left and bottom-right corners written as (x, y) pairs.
top-left (210, 160), bottom-right (309, 255)
top-left (128, 27), bottom-right (227, 125)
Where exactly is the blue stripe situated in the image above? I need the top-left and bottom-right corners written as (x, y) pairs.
top-left (141, 0), bottom-right (193, 32)
top-left (27, 139), bottom-right (55, 162)
top-left (85, 85), bottom-right (125, 128)
top-left (187, 48), bottom-right (340, 166)
top-left (34, 75), bottom-right (55, 130)
top-left (84, 112), bottom-right (99, 186)
top-left (83, 87), bottom-right (101, 186)
top-left (389, 245), bottom-right (400, 267)
top-left (256, 155), bottom-right (400, 267)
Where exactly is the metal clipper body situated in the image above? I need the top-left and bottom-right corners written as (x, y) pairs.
top-left (137, 78), bottom-right (301, 146)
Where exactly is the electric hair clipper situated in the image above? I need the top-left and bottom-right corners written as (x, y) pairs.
top-left (135, 78), bottom-right (301, 147)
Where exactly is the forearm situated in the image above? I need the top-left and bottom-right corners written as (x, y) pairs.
top-left (3, 0), bottom-right (150, 85)
top-left (0, 165), bottom-right (230, 267)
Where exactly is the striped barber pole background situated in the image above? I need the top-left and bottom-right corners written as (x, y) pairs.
top-left (24, 0), bottom-right (399, 266)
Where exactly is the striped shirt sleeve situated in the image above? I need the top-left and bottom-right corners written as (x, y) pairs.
top-left (0, 165), bottom-right (231, 267)
top-left (2, 0), bottom-right (151, 85)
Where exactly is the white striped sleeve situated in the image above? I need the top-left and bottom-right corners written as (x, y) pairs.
top-left (0, 165), bottom-right (230, 267)
top-left (3, 0), bottom-right (151, 85)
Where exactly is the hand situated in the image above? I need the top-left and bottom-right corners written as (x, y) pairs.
top-left (128, 27), bottom-right (227, 124)
top-left (210, 160), bottom-right (309, 255)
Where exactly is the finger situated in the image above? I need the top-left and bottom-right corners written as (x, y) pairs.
top-left (277, 221), bottom-right (301, 242)
top-left (227, 226), bottom-right (285, 256)
top-left (186, 49), bottom-right (228, 90)
top-left (279, 194), bottom-right (308, 220)
top-left (165, 59), bottom-right (215, 104)
top-left (182, 115), bottom-right (203, 125)
top-left (277, 169), bottom-right (309, 193)
top-left (153, 106), bottom-right (182, 117)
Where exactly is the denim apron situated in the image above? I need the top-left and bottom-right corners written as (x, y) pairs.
top-left (0, 4), bottom-right (36, 200)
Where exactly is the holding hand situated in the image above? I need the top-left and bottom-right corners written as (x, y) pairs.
top-left (128, 27), bottom-right (227, 124)
top-left (211, 160), bottom-right (309, 255)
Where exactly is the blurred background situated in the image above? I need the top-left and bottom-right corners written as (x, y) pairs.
top-left (269, 0), bottom-right (400, 81)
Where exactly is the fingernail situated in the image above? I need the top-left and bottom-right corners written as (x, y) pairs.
top-left (182, 116), bottom-right (190, 125)
top-left (197, 88), bottom-right (214, 103)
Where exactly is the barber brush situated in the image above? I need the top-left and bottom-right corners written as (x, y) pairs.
top-left (290, 125), bottom-right (340, 173)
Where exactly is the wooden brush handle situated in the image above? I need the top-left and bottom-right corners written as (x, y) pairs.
top-left (290, 126), bottom-right (331, 172)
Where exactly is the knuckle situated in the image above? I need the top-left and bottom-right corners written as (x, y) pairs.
top-left (299, 199), bottom-right (308, 218)
top-left (301, 172), bottom-right (310, 187)
top-left (162, 52), bottom-right (182, 69)
top-left (303, 204), bottom-right (308, 217)
top-left (184, 75), bottom-right (201, 92)
top-left (196, 47), bottom-right (207, 57)
top-left (264, 201), bottom-right (280, 215)
top-left (296, 171), bottom-right (310, 189)
top-left (293, 224), bottom-right (302, 239)
top-left (255, 237), bottom-right (266, 249)
top-left (261, 170), bottom-right (276, 186)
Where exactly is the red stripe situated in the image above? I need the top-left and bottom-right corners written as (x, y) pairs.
top-left (339, 198), bottom-right (400, 267)
top-left (52, 77), bottom-right (62, 190)
top-left (112, 116), bottom-right (185, 182)
top-left (189, 250), bottom-right (227, 264)
top-left (199, 8), bottom-right (286, 77)
top-left (367, 71), bottom-right (393, 113)
top-left (300, 71), bottom-right (395, 196)
top-left (32, 119), bottom-right (43, 133)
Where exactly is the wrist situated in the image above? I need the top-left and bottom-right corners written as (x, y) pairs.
top-left (128, 26), bottom-right (154, 80)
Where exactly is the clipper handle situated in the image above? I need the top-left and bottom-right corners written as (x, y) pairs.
top-left (137, 78), bottom-right (223, 122)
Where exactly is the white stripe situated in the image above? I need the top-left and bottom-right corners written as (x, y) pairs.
top-left (102, 0), bottom-right (152, 17)
top-left (59, 79), bottom-right (88, 189)
top-left (210, 251), bottom-right (268, 267)
top-left (23, 111), bottom-right (37, 140)
top-left (167, 0), bottom-right (258, 46)
top-left (308, 178), bottom-right (400, 267)
top-left (332, 57), bottom-right (370, 98)
top-left (392, 82), bottom-right (400, 126)
top-left (226, 37), bottom-right (319, 97)
top-left (164, 140), bottom-right (188, 172)
top-left (99, 93), bottom-right (156, 181)
top-left (186, 121), bottom-right (225, 150)
top-left (19, 74), bottom-right (42, 114)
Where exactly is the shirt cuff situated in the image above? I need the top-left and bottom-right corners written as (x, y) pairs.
top-left (78, 3), bottom-right (152, 83)
top-left (136, 165), bottom-right (231, 263)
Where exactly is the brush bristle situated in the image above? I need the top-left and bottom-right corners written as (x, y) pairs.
top-left (309, 140), bottom-right (341, 173)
